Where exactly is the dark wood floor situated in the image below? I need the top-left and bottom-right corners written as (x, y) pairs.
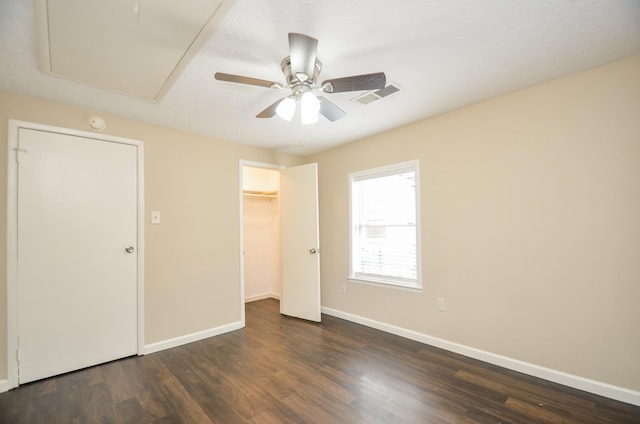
top-left (1, 298), bottom-right (638, 423)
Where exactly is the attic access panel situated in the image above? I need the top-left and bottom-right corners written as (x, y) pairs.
top-left (35, 0), bottom-right (226, 101)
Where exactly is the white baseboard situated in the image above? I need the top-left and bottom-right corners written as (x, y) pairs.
top-left (321, 306), bottom-right (640, 406)
top-left (144, 321), bottom-right (244, 355)
top-left (0, 379), bottom-right (12, 394)
top-left (245, 293), bottom-right (280, 303)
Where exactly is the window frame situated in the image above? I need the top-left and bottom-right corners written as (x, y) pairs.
top-left (348, 160), bottom-right (422, 291)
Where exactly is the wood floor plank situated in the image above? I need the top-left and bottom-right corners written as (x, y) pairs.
top-left (455, 369), bottom-right (615, 424)
top-left (79, 381), bottom-right (115, 423)
top-left (102, 359), bottom-right (139, 404)
top-left (152, 360), bottom-right (216, 424)
top-left (505, 396), bottom-right (579, 424)
top-left (1, 298), bottom-right (639, 423)
top-left (115, 397), bottom-right (147, 424)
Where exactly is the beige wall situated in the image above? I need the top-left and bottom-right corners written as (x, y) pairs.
top-left (0, 91), bottom-right (301, 380)
top-left (309, 55), bottom-right (640, 391)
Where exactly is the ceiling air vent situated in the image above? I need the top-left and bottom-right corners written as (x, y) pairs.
top-left (353, 84), bottom-right (400, 105)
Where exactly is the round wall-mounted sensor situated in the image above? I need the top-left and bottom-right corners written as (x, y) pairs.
top-left (88, 116), bottom-right (106, 132)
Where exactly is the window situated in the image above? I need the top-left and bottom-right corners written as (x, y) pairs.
top-left (349, 160), bottom-right (421, 289)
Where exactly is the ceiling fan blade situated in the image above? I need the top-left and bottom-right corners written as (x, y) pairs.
top-left (317, 96), bottom-right (346, 122)
top-left (288, 33), bottom-right (318, 81)
top-left (215, 72), bottom-right (283, 89)
top-left (256, 98), bottom-right (285, 118)
top-left (321, 72), bottom-right (386, 93)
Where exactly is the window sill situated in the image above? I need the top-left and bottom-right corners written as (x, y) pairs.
top-left (347, 276), bottom-right (423, 292)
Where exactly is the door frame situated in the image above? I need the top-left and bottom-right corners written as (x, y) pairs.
top-left (6, 120), bottom-right (145, 389)
top-left (238, 159), bottom-right (282, 326)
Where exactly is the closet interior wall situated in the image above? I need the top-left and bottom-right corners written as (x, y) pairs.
top-left (242, 166), bottom-right (281, 302)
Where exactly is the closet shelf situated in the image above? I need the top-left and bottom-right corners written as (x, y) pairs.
top-left (243, 190), bottom-right (278, 198)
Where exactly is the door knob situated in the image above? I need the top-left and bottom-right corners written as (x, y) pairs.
top-left (309, 248), bottom-right (317, 254)
top-left (125, 246), bottom-right (135, 253)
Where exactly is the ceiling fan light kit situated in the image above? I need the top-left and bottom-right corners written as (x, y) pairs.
top-left (276, 96), bottom-right (296, 121)
top-left (300, 92), bottom-right (320, 124)
top-left (215, 32), bottom-right (386, 125)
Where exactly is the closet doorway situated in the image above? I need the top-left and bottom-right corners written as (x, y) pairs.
top-left (240, 160), bottom-right (321, 324)
top-left (241, 163), bottom-right (282, 307)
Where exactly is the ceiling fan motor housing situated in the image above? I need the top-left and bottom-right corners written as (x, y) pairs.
top-left (281, 56), bottom-right (322, 91)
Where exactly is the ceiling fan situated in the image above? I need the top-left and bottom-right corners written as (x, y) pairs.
top-left (215, 32), bottom-right (386, 124)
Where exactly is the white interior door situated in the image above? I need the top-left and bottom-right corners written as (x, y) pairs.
top-left (280, 163), bottom-right (321, 322)
top-left (17, 128), bottom-right (138, 384)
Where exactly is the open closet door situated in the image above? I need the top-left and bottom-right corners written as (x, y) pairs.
top-left (280, 163), bottom-right (321, 322)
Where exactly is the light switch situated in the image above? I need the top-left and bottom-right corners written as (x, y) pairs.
top-left (151, 211), bottom-right (161, 224)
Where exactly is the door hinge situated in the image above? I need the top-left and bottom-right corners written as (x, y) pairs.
top-left (16, 348), bottom-right (21, 381)
top-left (13, 147), bottom-right (27, 163)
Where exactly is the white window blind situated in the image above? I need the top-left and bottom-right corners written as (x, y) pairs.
top-left (349, 161), bottom-right (421, 289)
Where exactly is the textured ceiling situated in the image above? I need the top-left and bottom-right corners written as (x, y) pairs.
top-left (1, 0), bottom-right (640, 155)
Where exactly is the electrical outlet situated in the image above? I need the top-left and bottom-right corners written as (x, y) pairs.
top-left (151, 211), bottom-right (161, 224)
top-left (340, 284), bottom-right (346, 294)
top-left (436, 297), bottom-right (446, 311)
